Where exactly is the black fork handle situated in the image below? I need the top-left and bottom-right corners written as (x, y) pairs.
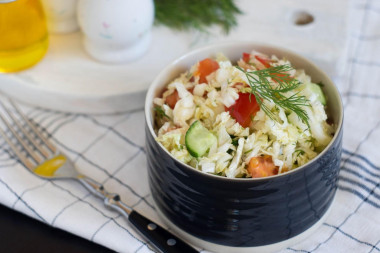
top-left (78, 176), bottom-right (198, 253)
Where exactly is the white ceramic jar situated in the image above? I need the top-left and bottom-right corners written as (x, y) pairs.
top-left (77, 0), bottom-right (154, 64)
top-left (41, 0), bottom-right (79, 34)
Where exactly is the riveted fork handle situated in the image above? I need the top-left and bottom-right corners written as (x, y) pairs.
top-left (77, 176), bottom-right (198, 253)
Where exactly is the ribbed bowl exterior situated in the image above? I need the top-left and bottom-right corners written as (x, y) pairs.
top-left (146, 125), bottom-right (342, 247)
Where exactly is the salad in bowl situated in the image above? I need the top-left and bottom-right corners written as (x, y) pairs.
top-left (145, 43), bottom-right (343, 250)
top-left (153, 50), bottom-right (334, 178)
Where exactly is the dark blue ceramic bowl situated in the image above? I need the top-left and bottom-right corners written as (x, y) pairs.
top-left (145, 43), bottom-right (343, 252)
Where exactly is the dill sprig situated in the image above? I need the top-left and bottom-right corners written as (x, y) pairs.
top-left (154, 0), bottom-right (242, 33)
top-left (236, 65), bottom-right (310, 127)
top-left (154, 106), bottom-right (170, 119)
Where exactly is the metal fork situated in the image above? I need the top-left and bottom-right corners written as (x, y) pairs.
top-left (0, 100), bottom-right (197, 253)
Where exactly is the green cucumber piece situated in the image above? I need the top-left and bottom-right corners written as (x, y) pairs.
top-left (185, 120), bottom-right (217, 157)
top-left (307, 83), bottom-right (326, 105)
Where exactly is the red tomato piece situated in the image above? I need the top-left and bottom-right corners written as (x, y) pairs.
top-left (165, 90), bottom-right (179, 109)
top-left (195, 58), bottom-right (219, 84)
top-left (226, 92), bottom-right (260, 128)
top-left (248, 155), bottom-right (278, 178)
top-left (254, 55), bottom-right (271, 68)
top-left (270, 72), bottom-right (293, 82)
top-left (164, 88), bottom-right (195, 109)
top-left (242, 52), bottom-right (251, 63)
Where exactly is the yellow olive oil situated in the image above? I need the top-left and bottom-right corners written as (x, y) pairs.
top-left (0, 0), bottom-right (48, 73)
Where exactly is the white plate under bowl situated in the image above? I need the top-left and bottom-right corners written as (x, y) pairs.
top-left (0, 0), bottom-right (347, 113)
top-left (0, 30), bottom-right (186, 114)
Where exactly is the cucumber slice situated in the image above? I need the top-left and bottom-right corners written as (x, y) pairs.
top-left (307, 83), bottom-right (326, 105)
top-left (185, 120), bottom-right (217, 157)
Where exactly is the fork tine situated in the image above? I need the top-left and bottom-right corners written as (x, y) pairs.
top-left (0, 111), bottom-right (43, 164)
top-left (1, 103), bottom-right (51, 159)
top-left (10, 100), bottom-right (57, 154)
top-left (0, 127), bottom-right (35, 170)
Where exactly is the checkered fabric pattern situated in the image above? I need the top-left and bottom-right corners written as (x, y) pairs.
top-left (0, 0), bottom-right (379, 252)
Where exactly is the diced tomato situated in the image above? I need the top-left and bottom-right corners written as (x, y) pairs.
top-left (242, 52), bottom-right (251, 63)
top-left (270, 72), bottom-right (293, 82)
top-left (165, 90), bottom-right (179, 109)
top-left (248, 155), bottom-right (278, 178)
top-left (254, 55), bottom-right (271, 68)
top-left (164, 88), bottom-right (195, 109)
top-left (226, 92), bottom-right (260, 128)
top-left (195, 58), bottom-right (219, 84)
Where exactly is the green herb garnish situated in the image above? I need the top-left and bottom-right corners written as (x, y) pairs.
top-left (154, 0), bottom-right (242, 33)
top-left (229, 135), bottom-right (239, 146)
top-left (244, 148), bottom-right (253, 154)
top-left (236, 65), bottom-right (310, 127)
top-left (295, 149), bottom-right (305, 157)
top-left (154, 106), bottom-right (170, 119)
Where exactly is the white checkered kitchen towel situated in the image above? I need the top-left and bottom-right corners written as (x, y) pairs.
top-left (0, 0), bottom-right (380, 252)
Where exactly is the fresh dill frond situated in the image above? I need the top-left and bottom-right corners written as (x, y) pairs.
top-left (236, 65), bottom-right (310, 127)
top-left (295, 149), bottom-right (305, 157)
top-left (154, 0), bottom-right (242, 34)
top-left (154, 106), bottom-right (170, 119)
top-left (244, 148), bottom-right (253, 155)
top-left (305, 137), bottom-right (316, 144)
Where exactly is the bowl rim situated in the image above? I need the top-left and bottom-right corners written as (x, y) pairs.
top-left (145, 41), bottom-right (344, 182)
